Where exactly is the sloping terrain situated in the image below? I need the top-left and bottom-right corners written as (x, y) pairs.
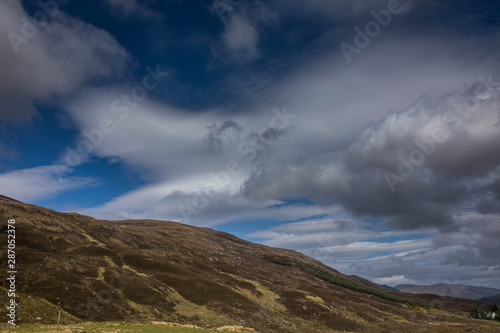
top-left (396, 283), bottom-right (500, 300)
top-left (0, 197), bottom-right (499, 332)
top-left (381, 284), bottom-right (401, 292)
top-left (480, 294), bottom-right (500, 305)
top-left (0, 286), bottom-right (80, 325)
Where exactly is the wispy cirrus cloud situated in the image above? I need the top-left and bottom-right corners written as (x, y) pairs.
top-left (0, 165), bottom-right (97, 202)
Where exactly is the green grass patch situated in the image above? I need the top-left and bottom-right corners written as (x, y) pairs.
top-left (309, 267), bottom-right (429, 308)
top-left (0, 287), bottom-right (80, 325)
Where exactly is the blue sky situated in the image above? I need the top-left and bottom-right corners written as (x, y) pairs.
top-left (1, 0), bottom-right (500, 288)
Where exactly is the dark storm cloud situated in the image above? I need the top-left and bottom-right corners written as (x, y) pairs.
top-left (441, 248), bottom-right (479, 267)
top-left (441, 238), bottom-right (500, 268)
top-left (476, 218), bottom-right (500, 262)
top-left (477, 179), bottom-right (500, 214)
top-left (242, 83), bottom-right (500, 231)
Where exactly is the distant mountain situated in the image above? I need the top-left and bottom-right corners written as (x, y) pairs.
top-left (0, 197), bottom-right (498, 332)
top-left (381, 284), bottom-right (401, 292)
top-left (480, 294), bottom-right (500, 305)
top-left (396, 283), bottom-right (500, 300)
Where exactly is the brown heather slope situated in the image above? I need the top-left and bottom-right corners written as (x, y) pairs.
top-left (0, 198), bottom-right (499, 332)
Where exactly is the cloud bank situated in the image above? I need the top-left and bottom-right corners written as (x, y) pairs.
top-left (0, 0), bottom-right (129, 124)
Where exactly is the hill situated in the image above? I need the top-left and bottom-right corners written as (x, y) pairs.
top-left (396, 283), bottom-right (500, 300)
top-left (480, 294), bottom-right (500, 305)
top-left (1, 197), bottom-right (499, 332)
top-left (380, 284), bottom-right (401, 292)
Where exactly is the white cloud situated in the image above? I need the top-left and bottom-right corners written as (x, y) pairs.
top-left (315, 228), bottom-right (500, 288)
top-left (211, 0), bottom-right (277, 63)
top-left (248, 216), bottom-right (373, 248)
top-left (247, 210), bottom-right (500, 288)
top-left (0, 165), bottom-right (97, 202)
top-left (312, 238), bottom-right (434, 260)
top-left (0, 0), bottom-right (129, 124)
top-left (373, 275), bottom-right (416, 286)
top-left (57, 88), bottom-right (298, 224)
top-left (222, 16), bottom-right (259, 61)
top-left (53, 17), bottom-right (500, 237)
top-left (237, 31), bottom-right (500, 232)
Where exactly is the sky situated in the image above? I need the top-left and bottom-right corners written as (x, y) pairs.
top-left (1, 0), bottom-right (500, 289)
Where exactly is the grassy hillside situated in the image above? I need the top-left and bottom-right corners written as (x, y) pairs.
top-left (0, 287), bottom-right (80, 325)
top-left (1, 198), bottom-right (499, 332)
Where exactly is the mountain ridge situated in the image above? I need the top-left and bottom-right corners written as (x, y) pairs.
top-left (396, 283), bottom-right (500, 300)
top-left (480, 294), bottom-right (500, 305)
